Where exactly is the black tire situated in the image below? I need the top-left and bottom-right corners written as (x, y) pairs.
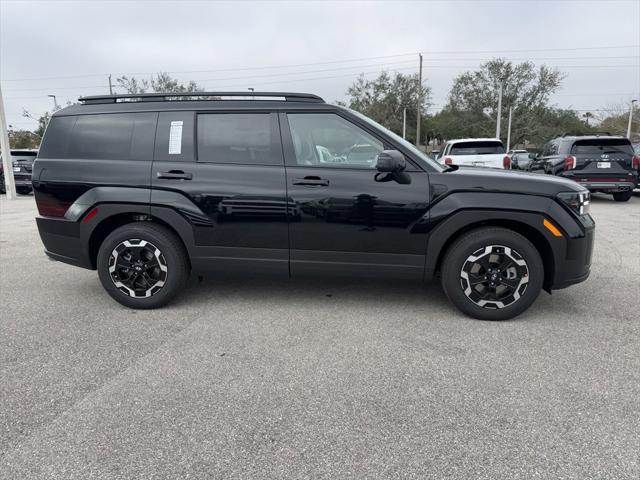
top-left (612, 191), bottom-right (632, 202)
top-left (441, 227), bottom-right (544, 321)
top-left (16, 187), bottom-right (32, 195)
top-left (97, 223), bottom-right (190, 309)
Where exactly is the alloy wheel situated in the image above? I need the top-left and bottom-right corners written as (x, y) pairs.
top-left (108, 239), bottom-right (168, 298)
top-left (459, 245), bottom-right (529, 309)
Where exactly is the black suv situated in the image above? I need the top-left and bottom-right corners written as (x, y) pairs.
top-left (33, 92), bottom-right (595, 320)
top-left (0, 149), bottom-right (37, 195)
top-left (529, 134), bottom-right (639, 202)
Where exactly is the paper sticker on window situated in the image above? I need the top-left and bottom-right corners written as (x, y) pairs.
top-left (169, 121), bottom-right (183, 154)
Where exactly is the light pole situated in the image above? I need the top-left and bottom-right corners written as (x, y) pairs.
top-left (506, 106), bottom-right (513, 152)
top-left (0, 83), bottom-right (17, 199)
top-left (627, 99), bottom-right (637, 139)
top-left (48, 94), bottom-right (59, 110)
top-left (402, 107), bottom-right (407, 139)
top-left (495, 82), bottom-right (503, 139)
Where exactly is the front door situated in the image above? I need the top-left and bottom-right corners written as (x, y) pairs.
top-left (280, 112), bottom-right (430, 279)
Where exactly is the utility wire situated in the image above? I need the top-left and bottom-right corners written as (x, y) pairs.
top-left (2, 44), bottom-right (638, 82)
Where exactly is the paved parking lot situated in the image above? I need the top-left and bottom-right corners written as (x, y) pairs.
top-left (1, 193), bottom-right (639, 479)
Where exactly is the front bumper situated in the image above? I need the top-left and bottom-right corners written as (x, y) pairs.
top-left (551, 214), bottom-right (595, 289)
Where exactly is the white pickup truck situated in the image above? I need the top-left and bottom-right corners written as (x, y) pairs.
top-left (439, 138), bottom-right (511, 170)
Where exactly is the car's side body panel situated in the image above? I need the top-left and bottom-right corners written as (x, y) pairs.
top-left (32, 95), bottom-right (595, 298)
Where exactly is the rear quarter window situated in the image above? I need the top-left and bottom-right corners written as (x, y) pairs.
top-left (39, 113), bottom-right (157, 160)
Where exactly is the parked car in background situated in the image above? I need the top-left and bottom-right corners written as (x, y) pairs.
top-left (529, 134), bottom-right (639, 202)
top-left (0, 149), bottom-right (38, 195)
top-left (439, 138), bottom-right (510, 169)
top-left (510, 151), bottom-right (535, 171)
top-left (32, 91), bottom-right (594, 321)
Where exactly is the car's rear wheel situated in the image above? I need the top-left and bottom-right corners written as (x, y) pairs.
top-left (441, 227), bottom-right (544, 321)
top-left (612, 191), bottom-right (632, 202)
top-left (16, 187), bottom-right (32, 195)
top-left (97, 223), bottom-right (189, 309)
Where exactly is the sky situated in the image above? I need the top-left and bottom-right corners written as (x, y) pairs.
top-left (1, 0), bottom-right (639, 130)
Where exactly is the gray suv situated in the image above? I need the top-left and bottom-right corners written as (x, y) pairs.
top-left (529, 135), bottom-right (639, 202)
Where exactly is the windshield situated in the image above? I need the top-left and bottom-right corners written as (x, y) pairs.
top-left (571, 139), bottom-right (634, 155)
top-left (450, 141), bottom-right (505, 155)
top-left (345, 108), bottom-right (445, 172)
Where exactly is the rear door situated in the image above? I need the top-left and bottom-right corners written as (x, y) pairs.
top-left (150, 111), bottom-right (289, 274)
top-left (569, 138), bottom-right (635, 177)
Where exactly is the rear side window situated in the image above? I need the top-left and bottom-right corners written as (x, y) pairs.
top-left (39, 116), bottom-right (77, 158)
top-left (449, 141), bottom-right (505, 155)
top-left (571, 139), bottom-right (634, 155)
top-left (40, 113), bottom-right (156, 160)
top-left (197, 113), bottom-right (281, 165)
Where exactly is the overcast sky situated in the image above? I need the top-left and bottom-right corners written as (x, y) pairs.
top-left (1, 0), bottom-right (639, 129)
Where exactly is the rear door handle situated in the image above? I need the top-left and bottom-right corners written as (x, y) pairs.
top-left (293, 176), bottom-right (329, 187)
top-left (157, 170), bottom-right (192, 180)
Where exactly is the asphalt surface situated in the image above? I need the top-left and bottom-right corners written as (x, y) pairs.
top-left (1, 192), bottom-right (639, 479)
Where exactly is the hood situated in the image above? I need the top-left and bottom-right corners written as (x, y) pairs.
top-left (439, 166), bottom-right (586, 196)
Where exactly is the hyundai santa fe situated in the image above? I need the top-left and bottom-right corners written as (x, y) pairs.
top-left (32, 92), bottom-right (595, 320)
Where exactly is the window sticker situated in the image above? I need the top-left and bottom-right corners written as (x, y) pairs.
top-left (169, 121), bottom-right (183, 154)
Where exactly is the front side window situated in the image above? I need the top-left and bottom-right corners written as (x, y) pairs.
top-left (197, 113), bottom-right (279, 165)
top-left (287, 113), bottom-right (383, 168)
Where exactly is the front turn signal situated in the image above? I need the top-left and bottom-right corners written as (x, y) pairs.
top-left (543, 218), bottom-right (563, 237)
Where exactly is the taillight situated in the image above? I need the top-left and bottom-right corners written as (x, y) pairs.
top-left (444, 157), bottom-right (453, 165)
top-left (632, 155), bottom-right (640, 170)
top-left (564, 155), bottom-right (576, 171)
top-left (36, 198), bottom-right (71, 218)
top-left (503, 155), bottom-right (511, 169)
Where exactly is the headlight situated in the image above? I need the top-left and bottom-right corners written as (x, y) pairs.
top-left (557, 191), bottom-right (590, 216)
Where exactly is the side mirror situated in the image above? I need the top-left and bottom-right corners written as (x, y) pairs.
top-left (376, 150), bottom-right (406, 172)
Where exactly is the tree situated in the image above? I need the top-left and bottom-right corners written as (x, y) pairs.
top-left (596, 103), bottom-right (640, 140)
top-left (116, 72), bottom-right (203, 94)
top-left (343, 71), bottom-right (431, 144)
top-left (448, 58), bottom-right (564, 114)
top-left (433, 59), bottom-right (592, 146)
top-left (8, 129), bottom-right (41, 149)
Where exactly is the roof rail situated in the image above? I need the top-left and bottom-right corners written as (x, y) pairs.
top-left (78, 91), bottom-right (325, 105)
top-left (561, 131), bottom-right (613, 137)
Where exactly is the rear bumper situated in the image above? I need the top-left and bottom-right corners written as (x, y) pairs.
top-left (36, 217), bottom-right (94, 270)
top-left (560, 173), bottom-right (637, 192)
top-left (551, 218), bottom-right (595, 290)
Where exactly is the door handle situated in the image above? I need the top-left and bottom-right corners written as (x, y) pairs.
top-left (157, 170), bottom-right (192, 180)
top-left (293, 176), bottom-right (329, 187)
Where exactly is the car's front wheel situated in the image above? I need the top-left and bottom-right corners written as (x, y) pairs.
top-left (441, 227), bottom-right (544, 320)
top-left (612, 191), bottom-right (632, 202)
top-left (97, 223), bottom-right (190, 309)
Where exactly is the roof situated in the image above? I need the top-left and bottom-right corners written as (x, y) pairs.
top-left (446, 138), bottom-right (503, 144)
top-left (559, 135), bottom-right (628, 141)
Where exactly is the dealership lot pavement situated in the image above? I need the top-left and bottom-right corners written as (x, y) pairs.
top-left (1, 193), bottom-right (639, 479)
